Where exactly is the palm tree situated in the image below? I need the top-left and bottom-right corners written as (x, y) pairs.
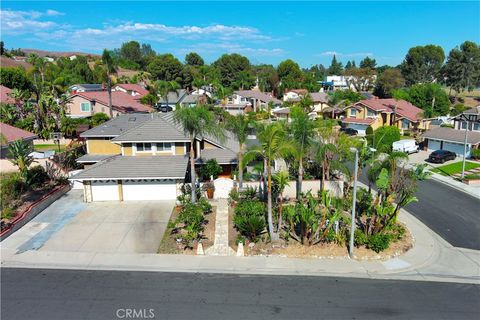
top-left (174, 106), bottom-right (225, 203)
top-left (245, 122), bottom-right (293, 240)
top-left (273, 170), bottom-right (290, 233)
top-left (289, 106), bottom-right (315, 199)
top-left (226, 114), bottom-right (251, 189)
top-left (8, 139), bottom-right (34, 179)
top-left (102, 49), bottom-right (117, 118)
top-left (156, 80), bottom-right (180, 107)
top-left (214, 83), bottom-right (231, 108)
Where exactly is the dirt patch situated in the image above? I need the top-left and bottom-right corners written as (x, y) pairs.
top-left (157, 204), bottom-right (216, 255)
top-left (228, 204), bottom-right (239, 252)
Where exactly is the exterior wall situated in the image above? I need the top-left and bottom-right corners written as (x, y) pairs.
top-left (244, 180), bottom-right (344, 198)
top-left (126, 142), bottom-right (188, 156)
top-left (87, 138), bottom-right (121, 154)
top-left (203, 141), bottom-right (219, 149)
top-left (175, 142), bottom-right (186, 155)
top-left (313, 102), bottom-right (329, 113)
top-left (67, 96), bottom-right (120, 118)
top-left (123, 143), bottom-right (133, 155)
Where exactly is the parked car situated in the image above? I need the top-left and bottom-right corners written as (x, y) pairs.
top-left (154, 104), bottom-right (173, 112)
top-left (392, 139), bottom-right (419, 154)
top-left (428, 150), bottom-right (456, 163)
top-left (340, 127), bottom-right (358, 136)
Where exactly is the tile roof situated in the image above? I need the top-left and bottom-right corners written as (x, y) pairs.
top-left (310, 92), bottom-right (329, 103)
top-left (197, 148), bottom-right (238, 164)
top-left (0, 122), bottom-right (37, 145)
top-left (70, 155), bottom-right (189, 180)
top-left (341, 117), bottom-right (376, 125)
top-left (74, 91), bottom-right (152, 113)
top-left (0, 85), bottom-right (15, 104)
top-left (81, 113), bottom-right (153, 137)
top-left (422, 127), bottom-right (480, 145)
top-left (356, 99), bottom-right (423, 122)
top-left (234, 90), bottom-right (282, 105)
top-left (115, 84), bottom-right (149, 97)
top-left (76, 154), bottom-right (118, 163)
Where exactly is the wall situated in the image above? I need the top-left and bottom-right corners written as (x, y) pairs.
top-left (244, 180), bottom-right (344, 198)
top-left (67, 96), bottom-right (120, 118)
top-left (87, 138), bottom-right (121, 154)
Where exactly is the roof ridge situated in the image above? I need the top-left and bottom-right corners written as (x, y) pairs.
top-left (112, 114), bottom-right (159, 141)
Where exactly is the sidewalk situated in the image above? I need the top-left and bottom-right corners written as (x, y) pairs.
top-left (2, 207), bottom-right (479, 284)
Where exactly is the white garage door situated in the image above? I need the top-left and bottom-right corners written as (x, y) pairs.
top-left (346, 124), bottom-right (368, 136)
top-left (428, 139), bottom-right (441, 151)
top-left (122, 180), bottom-right (177, 201)
top-left (444, 142), bottom-right (469, 157)
top-left (92, 180), bottom-right (119, 201)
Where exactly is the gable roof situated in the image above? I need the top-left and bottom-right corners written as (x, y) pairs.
top-left (355, 98), bottom-right (424, 122)
top-left (310, 92), bottom-right (329, 103)
top-left (234, 90), bottom-right (282, 105)
top-left (423, 127), bottom-right (480, 145)
top-left (73, 91), bottom-right (152, 113)
top-left (0, 85), bottom-right (15, 104)
top-left (115, 84), bottom-right (149, 97)
top-left (0, 122), bottom-right (37, 145)
top-left (70, 84), bottom-right (103, 91)
top-left (81, 113), bottom-right (153, 137)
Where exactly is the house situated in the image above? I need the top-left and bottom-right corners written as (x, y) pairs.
top-left (283, 89), bottom-right (308, 102)
top-left (272, 107), bottom-right (291, 120)
top-left (71, 113), bottom-right (239, 202)
top-left (0, 85), bottom-right (15, 104)
top-left (66, 91), bottom-right (152, 118)
top-left (339, 98), bottom-right (429, 135)
top-left (422, 106), bottom-right (480, 157)
top-left (223, 90), bottom-right (282, 114)
top-left (113, 84), bottom-right (149, 97)
top-left (156, 89), bottom-right (189, 108)
top-left (69, 84), bottom-right (103, 93)
top-left (0, 122), bottom-right (37, 158)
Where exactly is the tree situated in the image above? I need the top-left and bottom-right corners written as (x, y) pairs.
top-left (253, 64), bottom-right (279, 94)
top-left (213, 53), bottom-right (252, 88)
top-left (373, 68), bottom-right (405, 98)
top-left (392, 83), bottom-right (451, 117)
top-left (245, 122), bottom-right (293, 240)
top-left (443, 41), bottom-right (480, 93)
top-left (273, 170), bottom-right (290, 232)
top-left (226, 114), bottom-right (251, 189)
top-left (360, 56), bottom-right (377, 70)
top-left (327, 55), bottom-right (343, 75)
top-left (400, 45), bottom-right (445, 86)
top-left (8, 139), bottom-right (34, 179)
top-left (155, 80), bottom-right (180, 106)
top-left (90, 113), bottom-right (110, 127)
top-left (277, 59), bottom-right (303, 85)
top-left (289, 106), bottom-right (315, 199)
top-left (373, 126), bottom-right (401, 153)
top-left (174, 106), bottom-right (225, 203)
top-left (185, 52), bottom-right (204, 66)
top-left (147, 54), bottom-right (183, 82)
top-left (344, 67), bottom-right (376, 92)
top-left (0, 67), bottom-right (33, 91)
top-left (120, 41), bottom-right (142, 66)
top-left (102, 50), bottom-right (117, 118)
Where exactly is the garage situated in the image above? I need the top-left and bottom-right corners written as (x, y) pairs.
top-left (122, 179), bottom-right (177, 201)
top-left (345, 123), bottom-right (368, 136)
top-left (427, 139), bottom-right (441, 152)
top-left (92, 180), bottom-right (119, 201)
top-left (444, 142), bottom-right (469, 157)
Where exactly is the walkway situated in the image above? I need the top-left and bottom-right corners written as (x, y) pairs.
top-left (205, 199), bottom-right (235, 256)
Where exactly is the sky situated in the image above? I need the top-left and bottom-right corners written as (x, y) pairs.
top-left (1, 1), bottom-right (479, 68)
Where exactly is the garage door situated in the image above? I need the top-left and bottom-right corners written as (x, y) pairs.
top-left (427, 139), bottom-right (441, 152)
top-left (92, 180), bottom-right (119, 201)
top-left (346, 124), bottom-right (368, 136)
top-left (444, 142), bottom-right (469, 157)
top-left (122, 180), bottom-right (177, 201)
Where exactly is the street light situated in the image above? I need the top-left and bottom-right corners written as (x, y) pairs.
top-left (460, 113), bottom-right (479, 180)
top-left (349, 147), bottom-right (359, 259)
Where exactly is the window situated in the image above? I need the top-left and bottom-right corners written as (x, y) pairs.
top-left (156, 142), bottom-right (172, 152)
top-left (350, 109), bottom-right (357, 117)
top-left (460, 121), bottom-right (468, 129)
top-left (474, 123), bottom-right (480, 131)
top-left (81, 102), bottom-right (91, 112)
top-left (367, 109), bottom-right (376, 118)
top-left (136, 143), bottom-right (152, 152)
top-left (402, 119), bottom-right (409, 129)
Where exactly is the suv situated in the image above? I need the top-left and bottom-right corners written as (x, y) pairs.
top-left (340, 127), bottom-right (358, 136)
top-left (428, 150), bottom-right (456, 163)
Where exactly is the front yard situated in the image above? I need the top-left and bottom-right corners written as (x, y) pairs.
top-left (430, 161), bottom-right (480, 176)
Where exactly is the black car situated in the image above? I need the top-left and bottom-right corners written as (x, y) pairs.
top-left (154, 104), bottom-right (173, 113)
top-left (428, 150), bottom-right (456, 163)
top-left (340, 127), bottom-right (358, 136)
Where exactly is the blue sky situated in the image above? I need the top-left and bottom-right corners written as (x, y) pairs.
top-left (1, 1), bottom-right (479, 68)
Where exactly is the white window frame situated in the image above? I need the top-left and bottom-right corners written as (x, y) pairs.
top-left (136, 143), bottom-right (152, 152)
top-left (366, 109), bottom-right (376, 118)
top-left (81, 102), bottom-right (91, 112)
top-left (156, 142), bottom-right (174, 154)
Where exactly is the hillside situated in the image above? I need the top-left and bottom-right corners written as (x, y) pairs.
top-left (0, 56), bottom-right (33, 69)
top-left (21, 48), bottom-right (100, 58)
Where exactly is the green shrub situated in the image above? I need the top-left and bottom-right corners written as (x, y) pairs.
top-left (200, 159), bottom-right (222, 181)
top-left (1, 207), bottom-right (14, 220)
top-left (228, 188), bottom-right (239, 205)
top-left (367, 233), bottom-right (391, 253)
top-left (26, 166), bottom-right (49, 188)
top-left (373, 126), bottom-right (401, 153)
top-left (366, 126), bottom-right (374, 136)
top-left (354, 229), bottom-right (368, 247)
top-left (388, 224), bottom-right (406, 241)
top-left (0, 173), bottom-right (26, 211)
top-left (90, 113), bottom-right (109, 127)
top-left (471, 149), bottom-right (480, 160)
top-left (198, 197), bottom-right (212, 214)
top-left (233, 200), bottom-right (266, 241)
top-left (239, 186), bottom-right (257, 200)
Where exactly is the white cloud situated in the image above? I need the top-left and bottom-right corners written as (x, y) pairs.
top-left (176, 43), bottom-right (284, 57)
top-left (46, 9), bottom-right (64, 16)
top-left (0, 9), bottom-right (59, 34)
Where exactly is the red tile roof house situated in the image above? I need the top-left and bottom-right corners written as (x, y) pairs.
top-left (113, 84), bottom-right (149, 97)
top-left (0, 85), bottom-right (15, 105)
top-left (66, 91), bottom-right (153, 118)
top-left (0, 122), bottom-right (37, 158)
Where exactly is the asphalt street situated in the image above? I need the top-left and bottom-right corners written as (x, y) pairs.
top-left (1, 268), bottom-right (479, 320)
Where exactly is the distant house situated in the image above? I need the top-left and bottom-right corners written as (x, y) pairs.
top-left (0, 85), bottom-right (15, 104)
top-left (67, 91), bottom-right (152, 118)
top-left (69, 84), bottom-right (103, 93)
top-left (113, 84), bottom-right (149, 97)
top-left (0, 122), bottom-right (37, 158)
top-left (222, 90), bottom-right (282, 115)
top-left (338, 98), bottom-right (429, 136)
top-left (156, 89), bottom-right (189, 108)
top-left (422, 106), bottom-right (480, 157)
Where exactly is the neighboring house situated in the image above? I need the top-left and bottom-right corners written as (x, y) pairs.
top-left (223, 90), bottom-right (282, 114)
top-left (0, 85), bottom-right (15, 104)
top-left (71, 113), bottom-right (239, 202)
top-left (113, 84), bottom-right (149, 97)
top-left (67, 91), bottom-right (152, 118)
top-left (282, 90), bottom-right (330, 116)
top-left (422, 106), bottom-right (480, 157)
top-left (272, 107), bottom-right (291, 121)
top-left (325, 76), bottom-right (352, 91)
top-left (190, 86), bottom-right (214, 98)
top-left (340, 98), bottom-right (429, 135)
top-left (283, 89), bottom-right (308, 102)
top-left (0, 122), bottom-right (37, 158)
top-left (69, 84), bottom-right (103, 93)
top-left (156, 89), bottom-right (189, 108)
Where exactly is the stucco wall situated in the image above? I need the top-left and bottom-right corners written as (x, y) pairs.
top-left (87, 138), bottom-right (121, 154)
top-left (243, 180), bottom-right (344, 198)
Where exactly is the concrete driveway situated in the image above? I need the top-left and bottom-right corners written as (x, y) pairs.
top-left (407, 150), bottom-right (460, 168)
top-left (2, 190), bottom-right (174, 254)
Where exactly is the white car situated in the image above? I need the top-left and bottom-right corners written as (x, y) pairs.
top-left (392, 139), bottom-right (419, 154)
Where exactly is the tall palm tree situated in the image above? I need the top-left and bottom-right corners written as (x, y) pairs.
top-left (102, 49), bottom-right (117, 118)
top-left (174, 106), bottom-right (225, 203)
top-left (245, 122), bottom-right (293, 240)
top-left (289, 106), bottom-right (315, 199)
top-left (273, 170), bottom-right (290, 233)
top-left (156, 80), bottom-right (180, 107)
top-left (226, 114), bottom-right (251, 189)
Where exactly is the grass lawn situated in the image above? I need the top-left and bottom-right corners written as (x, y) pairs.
top-left (431, 161), bottom-right (480, 176)
top-left (34, 144), bottom-right (66, 152)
